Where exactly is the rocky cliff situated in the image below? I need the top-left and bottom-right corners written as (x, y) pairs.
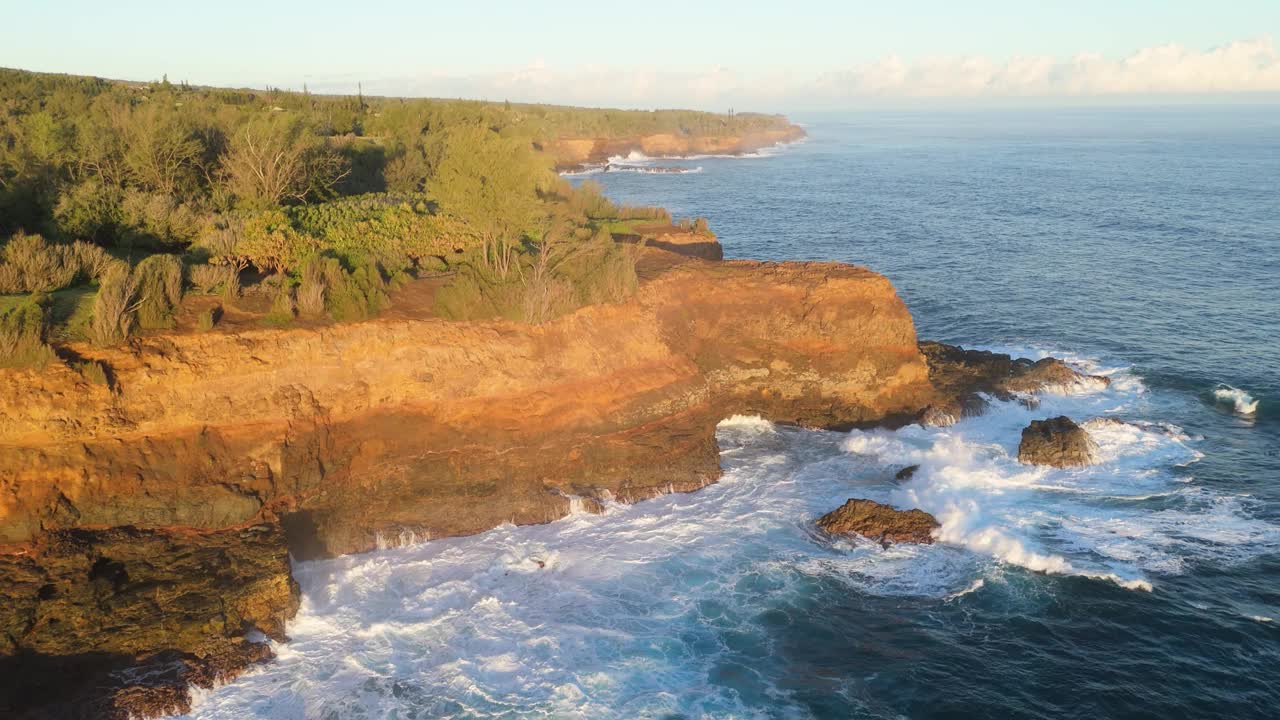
top-left (0, 248), bottom-right (931, 717)
top-left (543, 126), bottom-right (807, 170)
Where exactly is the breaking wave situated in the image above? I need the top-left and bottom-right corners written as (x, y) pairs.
top-left (184, 347), bottom-right (1279, 719)
top-left (1214, 384), bottom-right (1259, 415)
top-left (560, 140), bottom-right (802, 177)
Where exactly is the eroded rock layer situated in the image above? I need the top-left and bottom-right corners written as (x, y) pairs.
top-left (0, 252), bottom-right (934, 716)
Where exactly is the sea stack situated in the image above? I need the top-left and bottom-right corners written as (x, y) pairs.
top-left (1017, 416), bottom-right (1098, 467)
top-left (816, 499), bottom-right (939, 545)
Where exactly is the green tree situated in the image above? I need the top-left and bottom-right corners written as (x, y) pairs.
top-left (121, 103), bottom-right (202, 196)
top-left (426, 126), bottom-right (548, 278)
top-left (219, 115), bottom-right (348, 208)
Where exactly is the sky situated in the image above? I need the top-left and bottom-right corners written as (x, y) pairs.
top-left (3, 1), bottom-right (1280, 111)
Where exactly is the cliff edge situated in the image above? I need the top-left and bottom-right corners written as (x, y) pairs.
top-left (544, 125), bottom-right (807, 170)
top-left (0, 247), bottom-right (929, 717)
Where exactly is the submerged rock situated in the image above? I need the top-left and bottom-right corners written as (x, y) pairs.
top-left (816, 498), bottom-right (939, 545)
top-left (1017, 416), bottom-right (1098, 467)
top-left (894, 464), bottom-right (920, 481)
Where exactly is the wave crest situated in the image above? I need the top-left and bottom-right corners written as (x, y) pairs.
top-left (1214, 384), bottom-right (1259, 415)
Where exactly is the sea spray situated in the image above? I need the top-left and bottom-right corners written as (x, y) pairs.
top-left (185, 349), bottom-right (1280, 720)
top-left (843, 351), bottom-right (1273, 592)
top-left (1214, 384), bottom-right (1259, 415)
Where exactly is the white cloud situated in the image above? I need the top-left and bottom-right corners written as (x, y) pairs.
top-left (315, 37), bottom-right (1280, 110)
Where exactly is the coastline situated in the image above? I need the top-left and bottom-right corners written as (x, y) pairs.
top-left (545, 124), bottom-right (808, 173)
top-left (0, 235), bottom-right (1133, 718)
top-left (1, 238), bottom-right (929, 717)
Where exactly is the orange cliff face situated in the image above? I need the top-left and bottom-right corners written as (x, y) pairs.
top-left (0, 256), bottom-right (929, 556)
top-left (0, 251), bottom-right (931, 717)
top-left (543, 125), bottom-right (807, 170)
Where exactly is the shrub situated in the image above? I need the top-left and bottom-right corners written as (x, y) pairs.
top-left (263, 283), bottom-right (295, 326)
top-left (433, 265), bottom-right (511, 321)
top-left (0, 296), bottom-right (56, 369)
top-left (118, 191), bottom-right (202, 249)
top-left (0, 264), bottom-right (20, 294)
top-left (196, 305), bottom-right (220, 331)
top-left (326, 259), bottom-right (389, 322)
top-left (0, 232), bottom-right (78, 293)
top-left (231, 210), bottom-right (319, 275)
top-left (134, 254), bottom-right (183, 329)
top-left (568, 181), bottom-right (617, 219)
top-left (72, 359), bottom-right (110, 386)
top-left (520, 273), bottom-right (577, 324)
top-left (558, 230), bottom-right (640, 307)
top-left (220, 265), bottom-right (241, 301)
top-left (90, 261), bottom-right (140, 345)
top-left (618, 205), bottom-right (671, 223)
top-left (0, 233), bottom-right (113, 294)
top-left (70, 242), bottom-right (113, 281)
top-left (53, 180), bottom-right (124, 244)
top-left (434, 227), bottom-right (641, 324)
top-left (296, 255), bottom-right (333, 317)
top-left (188, 263), bottom-right (235, 295)
top-left (693, 217), bottom-right (710, 234)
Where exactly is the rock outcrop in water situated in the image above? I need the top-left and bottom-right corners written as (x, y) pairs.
top-left (1017, 416), bottom-right (1098, 467)
top-left (0, 247), bottom-right (932, 717)
top-left (816, 499), bottom-right (939, 545)
top-left (918, 341), bottom-right (1109, 425)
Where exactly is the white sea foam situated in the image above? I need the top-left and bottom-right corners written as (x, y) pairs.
top-left (946, 577), bottom-right (986, 600)
top-left (843, 350), bottom-right (1276, 592)
top-left (606, 150), bottom-right (654, 165)
top-left (608, 165), bottom-right (703, 175)
top-left (561, 152), bottom-right (704, 176)
top-left (184, 346), bottom-right (1280, 719)
top-left (716, 414), bottom-right (777, 430)
top-left (1213, 384), bottom-right (1259, 415)
top-left (561, 139), bottom-right (800, 177)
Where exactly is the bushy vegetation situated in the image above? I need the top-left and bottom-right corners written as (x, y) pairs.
top-left (72, 359), bottom-right (110, 386)
top-left (134, 254), bottom-right (182, 329)
top-left (0, 295), bottom-right (56, 369)
top-left (0, 67), bottom-right (726, 368)
top-left (196, 304), bottom-right (220, 331)
top-left (89, 262), bottom-right (139, 346)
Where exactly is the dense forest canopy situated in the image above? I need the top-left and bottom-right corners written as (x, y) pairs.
top-left (0, 67), bottom-right (759, 369)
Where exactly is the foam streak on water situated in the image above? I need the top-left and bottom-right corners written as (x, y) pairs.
top-left (185, 347), bottom-right (1279, 720)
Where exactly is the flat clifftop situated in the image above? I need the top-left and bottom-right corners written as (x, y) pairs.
top-left (544, 125), bottom-right (807, 170)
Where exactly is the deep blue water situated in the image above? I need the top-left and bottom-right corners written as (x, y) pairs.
top-left (190, 108), bottom-right (1280, 720)
top-left (579, 108), bottom-right (1280, 718)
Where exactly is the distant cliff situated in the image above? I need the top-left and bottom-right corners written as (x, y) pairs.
top-left (542, 125), bottom-right (807, 170)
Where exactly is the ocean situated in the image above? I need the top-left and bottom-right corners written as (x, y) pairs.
top-left (187, 108), bottom-right (1280, 719)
